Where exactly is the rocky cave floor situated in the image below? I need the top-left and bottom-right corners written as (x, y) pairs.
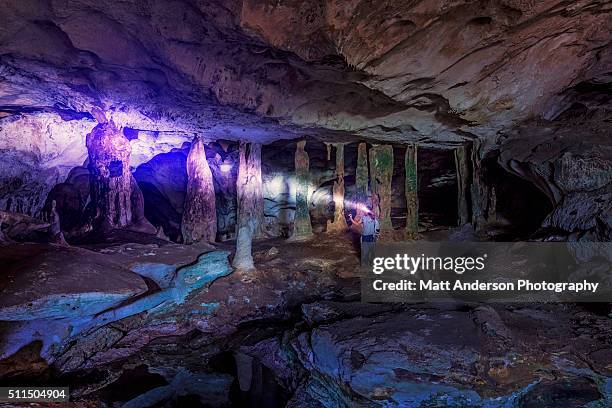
top-left (0, 229), bottom-right (611, 408)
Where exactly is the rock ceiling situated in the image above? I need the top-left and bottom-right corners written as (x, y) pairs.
top-left (0, 0), bottom-right (611, 145)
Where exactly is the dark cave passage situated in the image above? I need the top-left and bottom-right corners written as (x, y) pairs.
top-left (418, 148), bottom-right (459, 229)
top-left (483, 158), bottom-right (554, 240)
top-left (134, 150), bottom-right (188, 242)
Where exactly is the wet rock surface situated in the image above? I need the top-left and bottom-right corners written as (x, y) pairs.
top-left (290, 302), bottom-right (611, 407)
top-left (0, 234), bottom-right (610, 407)
top-left (0, 244), bottom-right (148, 321)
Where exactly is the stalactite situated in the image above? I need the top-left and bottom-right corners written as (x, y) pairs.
top-left (233, 141), bottom-right (263, 271)
top-left (369, 145), bottom-right (394, 230)
top-left (181, 137), bottom-right (217, 244)
top-left (86, 120), bottom-right (132, 229)
top-left (454, 145), bottom-right (470, 226)
top-left (327, 143), bottom-right (348, 232)
top-left (292, 140), bottom-right (313, 237)
top-left (355, 142), bottom-right (369, 206)
top-left (326, 142), bottom-right (331, 161)
top-left (405, 144), bottom-right (419, 233)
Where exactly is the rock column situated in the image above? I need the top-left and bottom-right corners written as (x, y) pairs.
top-left (369, 145), bottom-right (394, 230)
top-left (233, 141), bottom-right (263, 271)
top-left (181, 137), bottom-right (217, 244)
top-left (470, 138), bottom-right (488, 230)
top-left (454, 145), bottom-right (470, 226)
top-left (355, 142), bottom-right (369, 206)
top-left (292, 140), bottom-right (313, 237)
top-left (405, 144), bottom-right (419, 233)
top-left (327, 143), bottom-right (348, 232)
top-left (86, 121), bottom-right (132, 229)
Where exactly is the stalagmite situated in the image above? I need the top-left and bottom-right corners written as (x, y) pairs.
top-left (129, 175), bottom-right (156, 234)
top-left (181, 137), bottom-right (217, 244)
top-left (454, 145), bottom-right (470, 226)
top-left (355, 142), bottom-right (369, 206)
top-left (292, 140), bottom-right (313, 237)
top-left (327, 143), bottom-right (348, 232)
top-left (49, 200), bottom-right (68, 245)
top-left (405, 144), bottom-right (419, 233)
top-left (0, 212), bottom-right (7, 243)
top-left (86, 118), bottom-right (132, 229)
top-left (233, 141), bottom-right (263, 271)
top-left (234, 352), bottom-right (254, 392)
top-left (488, 186), bottom-right (498, 222)
top-left (369, 145), bottom-right (394, 230)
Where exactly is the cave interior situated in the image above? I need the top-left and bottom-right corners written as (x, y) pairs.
top-left (0, 0), bottom-right (611, 407)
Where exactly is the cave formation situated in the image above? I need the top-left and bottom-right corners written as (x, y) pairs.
top-left (0, 1), bottom-right (611, 407)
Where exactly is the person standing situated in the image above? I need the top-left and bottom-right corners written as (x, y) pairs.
top-left (348, 204), bottom-right (380, 266)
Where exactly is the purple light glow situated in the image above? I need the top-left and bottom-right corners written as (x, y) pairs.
top-left (220, 163), bottom-right (232, 173)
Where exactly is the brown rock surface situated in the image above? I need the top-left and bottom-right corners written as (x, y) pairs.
top-left (0, 243), bottom-right (147, 320)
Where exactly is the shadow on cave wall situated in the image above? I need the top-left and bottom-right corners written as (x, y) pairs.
top-left (133, 150), bottom-right (188, 242)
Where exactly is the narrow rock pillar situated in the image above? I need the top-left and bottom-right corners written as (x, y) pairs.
top-left (181, 137), bottom-right (217, 244)
top-left (233, 141), bottom-right (263, 271)
top-left (405, 144), bottom-right (418, 233)
top-left (454, 145), bottom-right (470, 226)
top-left (369, 145), bottom-right (394, 230)
top-left (355, 142), bottom-right (369, 206)
top-left (49, 200), bottom-right (68, 245)
top-left (86, 120), bottom-right (132, 229)
top-left (327, 143), bottom-right (348, 232)
top-left (292, 140), bottom-right (313, 237)
top-left (234, 352), bottom-right (254, 392)
top-left (470, 138), bottom-right (488, 230)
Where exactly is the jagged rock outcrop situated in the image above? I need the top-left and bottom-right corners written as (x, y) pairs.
top-left (0, 210), bottom-right (49, 242)
top-left (499, 117), bottom-right (612, 240)
top-left (0, 113), bottom-right (92, 217)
